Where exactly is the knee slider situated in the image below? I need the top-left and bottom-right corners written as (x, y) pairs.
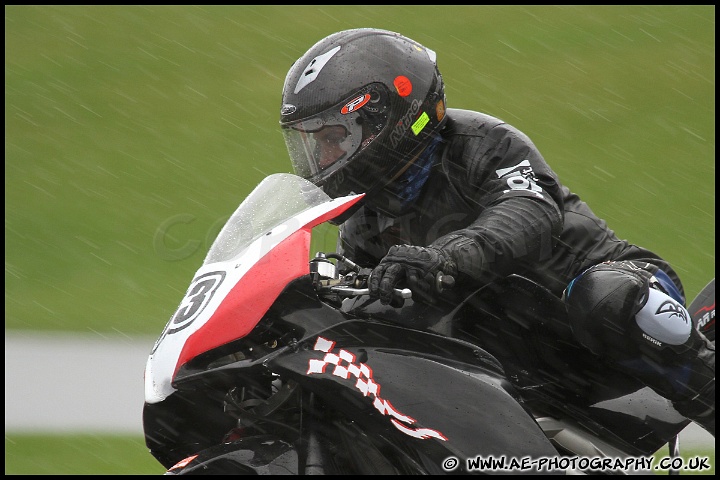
top-left (564, 263), bottom-right (650, 356)
top-left (635, 287), bottom-right (691, 348)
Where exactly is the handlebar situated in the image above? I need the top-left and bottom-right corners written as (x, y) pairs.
top-left (310, 251), bottom-right (455, 305)
top-left (435, 272), bottom-right (455, 293)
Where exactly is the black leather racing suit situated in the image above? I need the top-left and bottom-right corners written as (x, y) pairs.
top-left (338, 108), bottom-right (683, 301)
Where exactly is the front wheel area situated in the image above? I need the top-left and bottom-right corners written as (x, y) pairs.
top-left (163, 391), bottom-right (431, 475)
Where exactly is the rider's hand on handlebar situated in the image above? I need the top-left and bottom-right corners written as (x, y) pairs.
top-left (369, 244), bottom-right (457, 305)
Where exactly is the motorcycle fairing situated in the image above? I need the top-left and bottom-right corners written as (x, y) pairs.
top-left (145, 176), bottom-right (364, 404)
top-left (267, 321), bottom-right (561, 473)
top-left (337, 274), bottom-right (694, 458)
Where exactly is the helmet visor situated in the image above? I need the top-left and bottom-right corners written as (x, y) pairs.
top-left (282, 93), bottom-right (386, 186)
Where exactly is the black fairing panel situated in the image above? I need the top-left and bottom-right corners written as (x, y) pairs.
top-left (267, 321), bottom-right (561, 473)
top-left (166, 435), bottom-right (298, 475)
top-left (143, 388), bottom-right (238, 470)
top-left (448, 274), bottom-right (690, 456)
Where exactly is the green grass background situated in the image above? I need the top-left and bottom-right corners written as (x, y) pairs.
top-left (5, 5), bottom-right (714, 475)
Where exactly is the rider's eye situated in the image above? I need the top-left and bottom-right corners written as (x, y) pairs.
top-left (315, 125), bottom-right (347, 146)
top-left (324, 133), bottom-right (345, 144)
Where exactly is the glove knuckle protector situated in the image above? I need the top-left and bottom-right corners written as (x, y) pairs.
top-left (430, 233), bottom-right (482, 281)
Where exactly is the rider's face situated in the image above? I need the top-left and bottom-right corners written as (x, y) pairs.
top-left (314, 125), bottom-right (348, 169)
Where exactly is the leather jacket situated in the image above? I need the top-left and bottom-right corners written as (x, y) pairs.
top-left (338, 108), bottom-right (682, 299)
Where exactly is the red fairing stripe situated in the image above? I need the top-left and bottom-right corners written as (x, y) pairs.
top-left (175, 229), bottom-right (311, 375)
top-left (302, 194), bottom-right (364, 230)
top-left (173, 194), bottom-right (364, 377)
top-left (694, 301), bottom-right (715, 316)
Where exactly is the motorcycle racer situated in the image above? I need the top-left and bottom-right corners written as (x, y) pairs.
top-left (279, 28), bottom-right (715, 437)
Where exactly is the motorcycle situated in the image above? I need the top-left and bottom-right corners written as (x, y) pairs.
top-left (143, 173), bottom-right (715, 475)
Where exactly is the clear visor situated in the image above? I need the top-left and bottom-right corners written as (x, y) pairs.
top-left (282, 106), bottom-right (366, 182)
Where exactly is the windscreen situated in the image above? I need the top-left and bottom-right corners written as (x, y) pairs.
top-left (204, 173), bottom-right (330, 265)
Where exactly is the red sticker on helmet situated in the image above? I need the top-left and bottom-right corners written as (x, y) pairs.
top-left (436, 99), bottom-right (445, 121)
top-left (341, 94), bottom-right (371, 114)
top-left (394, 76), bottom-right (412, 97)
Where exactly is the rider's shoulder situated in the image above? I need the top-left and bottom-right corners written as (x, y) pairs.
top-left (442, 108), bottom-right (513, 137)
top-left (440, 108), bottom-right (537, 165)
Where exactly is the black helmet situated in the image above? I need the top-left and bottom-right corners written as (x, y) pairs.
top-left (280, 28), bottom-right (447, 214)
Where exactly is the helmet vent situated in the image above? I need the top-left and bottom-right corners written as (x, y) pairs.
top-left (294, 45), bottom-right (341, 94)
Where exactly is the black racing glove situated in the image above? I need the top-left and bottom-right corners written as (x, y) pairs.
top-left (369, 244), bottom-right (457, 305)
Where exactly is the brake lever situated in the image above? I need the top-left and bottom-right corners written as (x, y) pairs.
top-left (330, 286), bottom-right (413, 299)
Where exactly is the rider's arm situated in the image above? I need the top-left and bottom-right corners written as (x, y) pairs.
top-left (431, 121), bottom-right (565, 287)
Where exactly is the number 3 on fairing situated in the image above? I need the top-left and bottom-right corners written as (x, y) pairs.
top-left (168, 271), bottom-right (226, 334)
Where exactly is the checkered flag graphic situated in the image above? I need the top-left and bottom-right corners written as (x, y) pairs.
top-left (306, 336), bottom-right (447, 441)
